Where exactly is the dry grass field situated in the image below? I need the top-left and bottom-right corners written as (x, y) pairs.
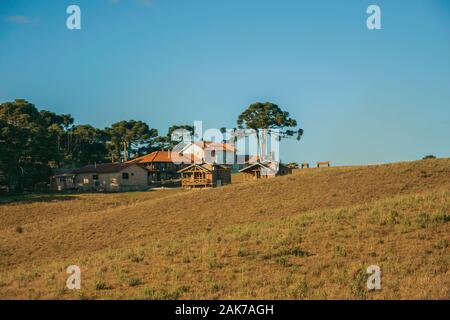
top-left (0, 158), bottom-right (449, 299)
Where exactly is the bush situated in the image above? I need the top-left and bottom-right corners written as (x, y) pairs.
top-left (95, 281), bottom-right (111, 290)
top-left (287, 162), bottom-right (299, 169)
top-left (143, 287), bottom-right (183, 300)
top-left (128, 278), bottom-right (143, 287)
top-left (422, 155), bottom-right (436, 160)
top-left (15, 226), bottom-right (23, 234)
top-left (128, 253), bottom-right (144, 263)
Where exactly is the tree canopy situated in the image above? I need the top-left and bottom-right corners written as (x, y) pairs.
top-left (0, 100), bottom-right (59, 191)
top-left (0, 100), bottom-right (160, 192)
top-left (153, 124), bottom-right (194, 151)
top-left (1, 99), bottom-right (303, 192)
top-left (105, 120), bottom-right (158, 162)
top-left (237, 102), bottom-right (303, 159)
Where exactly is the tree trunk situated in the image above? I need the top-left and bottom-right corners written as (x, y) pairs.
top-left (260, 129), bottom-right (267, 161)
top-left (123, 141), bottom-right (127, 162)
top-left (255, 129), bottom-right (260, 162)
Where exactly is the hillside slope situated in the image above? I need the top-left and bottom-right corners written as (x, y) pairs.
top-left (0, 159), bottom-right (449, 299)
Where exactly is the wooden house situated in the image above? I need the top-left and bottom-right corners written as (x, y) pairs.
top-left (178, 163), bottom-right (231, 188)
top-left (239, 161), bottom-right (292, 181)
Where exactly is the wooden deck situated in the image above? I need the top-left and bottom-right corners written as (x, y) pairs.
top-left (181, 178), bottom-right (214, 188)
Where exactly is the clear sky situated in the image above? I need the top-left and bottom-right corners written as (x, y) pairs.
top-left (1, 0), bottom-right (449, 165)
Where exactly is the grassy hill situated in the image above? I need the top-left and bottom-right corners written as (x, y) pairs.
top-left (0, 159), bottom-right (449, 299)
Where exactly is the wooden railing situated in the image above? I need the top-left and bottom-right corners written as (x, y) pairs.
top-left (182, 178), bottom-right (214, 186)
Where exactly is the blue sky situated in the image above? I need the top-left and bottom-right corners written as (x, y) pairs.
top-left (0, 0), bottom-right (449, 165)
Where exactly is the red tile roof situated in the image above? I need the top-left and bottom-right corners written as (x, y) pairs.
top-left (72, 163), bottom-right (136, 174)
top-left (128, 150), bottom-right (202, 164)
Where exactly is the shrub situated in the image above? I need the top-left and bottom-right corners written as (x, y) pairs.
top-left (237, 248), bottom-right (251, 257)
top-left (335, 246), bottom-right (347, 257)
top-left (350, 269), bottom-right (368, 299)
top-left (210, 282), bottom-right (224, 292)
top-left (422, 155), bottom-right (436, 160)
top-left (275, 257), bottom-right (290, 267)
top-left (287, 162), bottom-right (299, 169)
top-left (284, 246), bottom-right (310, 257)
top-left (128, 278), bottom-right (143, 287)
top-left (128, 253), bottom-right (144, 263)
top-left (95, 281), bottom-right (111, 290)
top-left (143, 287), bottom-right (182, 300)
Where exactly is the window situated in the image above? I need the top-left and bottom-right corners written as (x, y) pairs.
top-left (122, 172), bottom-right (129, 179)
top-left (92, 174), bottom-right (99, 180)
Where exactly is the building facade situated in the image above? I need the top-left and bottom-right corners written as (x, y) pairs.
top-left (72, 163), bottom-right (148, 192)
top-left (178, 163), bottom-right (231, 188)
top-left (239, 161), bottom-right (292, 181)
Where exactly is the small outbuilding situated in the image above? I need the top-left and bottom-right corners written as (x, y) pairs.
top-left (178, 163), bottom-right (231, 188)
top-left (239, 161), bottom-right (292, 181)
top-left (49, 173), bottom-right (76, 191)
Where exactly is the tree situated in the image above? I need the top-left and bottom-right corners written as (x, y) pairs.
top-left (40, 110), bottom-right (74, 166)
top-left (0, 118), bottom-right (28, 190)
top-left (287, 162), bottom-right (299, 169)
top-left (237, 102), bottom-right (303, 160)
top-left (0, 99), bottom-right (58, 191)
top-left (105, 120), bottom-right (158, 162)
top-left (422, 155), bottom-right (436, 160)
top-left (66, 125), bottom-right (109, 166)
top-left (152, 124), bottom-right (195, 151)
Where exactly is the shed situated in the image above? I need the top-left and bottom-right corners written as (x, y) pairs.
top-left (49, 173), bottom-right (76, 191)
top-left (178, 163), bottom-right (231, 188)
top-left (239, 161), bottom-right (292, 181)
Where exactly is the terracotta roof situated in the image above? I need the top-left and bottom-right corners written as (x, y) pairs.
top-left (128, 151), bottom-right (202, 164)
top-left (72, 163), bottom-right (137, 174)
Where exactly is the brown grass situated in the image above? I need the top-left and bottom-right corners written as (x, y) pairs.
top-left (0, 158), bottom-right (449, 299)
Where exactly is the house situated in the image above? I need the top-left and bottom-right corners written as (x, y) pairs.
top-left (239, 161), bottom-right (292, 181)
top-left (178, 140), bottom-right (255, 172)
top-left (72, 163), bottom-right (148, 192)
top-left (127, 150), bottom-right (201, 184)
top-left (179, 141), bottom-right (237, 165)
top-left (178, 163), bottom-right (231, 188)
